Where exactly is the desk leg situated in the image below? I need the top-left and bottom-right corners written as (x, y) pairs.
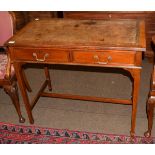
top-left (44, 67), bottom-right (52, 91)
top-left (144, 99), bottom-right (154, 137)
top-left (129, 69), bottom-right (141, 137)
top-left (4, 81), bottom-right (25, 123)
top-left (22, 69), bottom-right (32, 92)
top-left (14, 62), bottom-right (34, 124)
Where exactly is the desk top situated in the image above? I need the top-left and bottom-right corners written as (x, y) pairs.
top-left (7, 19), bottom-right (146, 51)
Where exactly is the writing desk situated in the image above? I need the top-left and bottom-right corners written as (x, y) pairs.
top-left (7, 19), bottom-right (146, 137)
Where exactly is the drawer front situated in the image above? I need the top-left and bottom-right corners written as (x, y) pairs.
top-left (73, 51), bottom-right (136, 66)
top-left (12, 48), bottom-right (70, 63)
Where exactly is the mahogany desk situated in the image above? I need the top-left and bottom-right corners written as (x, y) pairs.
top-left (7, 19), bottom-right (146, 137)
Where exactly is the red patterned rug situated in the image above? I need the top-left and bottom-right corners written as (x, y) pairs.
top-left (0, 122), bottom-right (154, 144)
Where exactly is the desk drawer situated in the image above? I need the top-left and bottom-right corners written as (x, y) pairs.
top-left (73, 50), bottom-right (136, 66)
top-left (12, 48), bottom-right (70, 63)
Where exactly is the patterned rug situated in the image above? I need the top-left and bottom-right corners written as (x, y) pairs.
top-left (0, 122), bottom-right (154, 144)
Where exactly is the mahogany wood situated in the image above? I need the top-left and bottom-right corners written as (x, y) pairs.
top-left (63, 11), bottom-right (154, 61)
top-left (12, 11), bottom-right (155, 61)
top-left (0, 52), bottom-right (25, 123)
top-left (44, 66), bottom-right (52, 91)
top-left (12, 11), bottom-right (58, 31)
top-left (12, 11), bottom-right (27, 31)
top-left (41, 92), bottom-right (132, 105)
top-left (3, 80), bottom-right (25, 123)
top-left (144, 35), bottom-right (155, 137)
top-left (25, 11), bottom-right (56, 22)
top-left (22, 69), bottom-right (32, 92)
top-left (7, 19), bottom-right (146, 137)
top-left (31, 80), bottom-right (48, 110)
top-left (13, 62), bottom-right (34, 124)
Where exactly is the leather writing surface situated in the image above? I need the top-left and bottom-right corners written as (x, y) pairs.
top-left (7, 19), bottom-right (143, 50)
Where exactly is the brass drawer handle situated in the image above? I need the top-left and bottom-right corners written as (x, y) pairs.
top-left (93, 55), bottom-right (100, 61)
top-left (33, 53), bottom-right (49, 62)
top-left (93, 55), bottom-right (112, 65)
